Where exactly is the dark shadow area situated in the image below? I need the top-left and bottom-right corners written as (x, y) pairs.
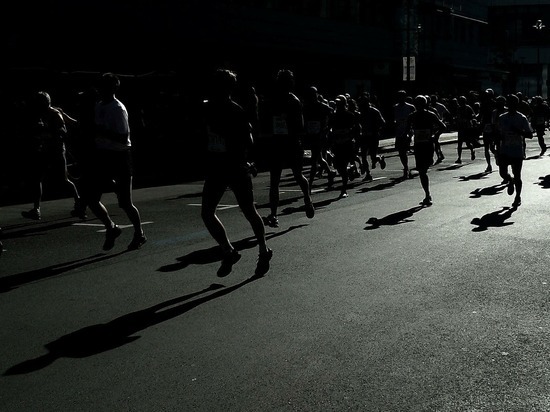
top-left (255, 195), bottom-right (304, 210)
top-left (4, 276), bottom-right (263, 375)
top-left (537, 175), bottom-right (550, 188)
top-left (525, 154), bottom-right (542, 161)
top-left (1, 219), bottom-right (93, 240)
top-left (0, 251), bottom-right (129, 293)
top-left (358, 177), bottom-right (405, 193)
top-left (470, 206), bottom-right (517, 232)
top-left (157, 224), bottom-right (306, 272)
top-left (282, 195), bottom-right (342, 214)
top-left (168, 191), bottom-right (204, 200)
top-left (279, 193), bottom-right (347, 215)
top-left (470, 184), bottom-right (506, 198)
top-left (364, 205), bottom-right (425, 230)
top-left (436, 163), bottom-right (466, 171)
top-left (457, 171), bottom-right (491, 181)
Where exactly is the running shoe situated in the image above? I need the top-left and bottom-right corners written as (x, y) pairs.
top-left (471, 151), bottom-right (476, 160)
top-left (218, 249), bottom-right (241, 277)
top-left (421, 196), bottom-right (433, 206)
top-left (262, 215), bottom-right (279, 228)
top-left (541, 146), bottom-right (547, 156)
top-left (339, 191), bottom-right (348, 199)
top-left (21, 208), bottom-right (41, 220)
top-left (305, 202), bottom-right (315, 219)
top-left (255, 248), bottom-right (273, 277)
top-left (128, 233), bottom-right (147, 250)
top-left (379, 156), bottom-right (386, 170)
top-left (455, 159), bottom-right (462, 164)
top-left (512, 195), bottom-right (521, 207)
top-left (103, 225), bottom-right (122, 251)
top-left (507, 179), bottom-right (515, 195)
top-left (363, 173), bottom-right (373, 182)
top-left (484, 165), bottom-right (492, 173)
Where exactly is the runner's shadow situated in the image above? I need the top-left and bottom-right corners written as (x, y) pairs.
top-left (1, 219), bottom-right (87, 240)
top-left (280, 194), bottom-right (343, 215)
top-left (457, 172), bottom-right (491, 181)
top-left (470, 206), bottom-right (517, 232)
top-left (255, 195), bottom-right (303, 210)
top-left (169, 191), bottom-right (204, 200)
top-left (357, 177), bottom-right (404, 193)
top-left (537, 175), bottom-right (550, 188)
top-left (437, 163), bottom-right (466, 171)
top-left (364, 205), bottom-right (425, 230)
top-left (3, 277), bottom-right (261, 375)
top-left (0, 251), bottom-right (128, 293)
top-left (470, 184), bottom-right (506, 198)
top-left (157, 225), bottom-right (306, 272)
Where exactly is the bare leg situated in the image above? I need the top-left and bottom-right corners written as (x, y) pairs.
top-left (201, 179), bottom-right (232, 254)
top-left (233, 180), bottom-right (269, 255)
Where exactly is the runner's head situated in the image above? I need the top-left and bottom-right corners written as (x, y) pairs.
top-left (397, 90), bottom-right (407, 103)
top-left (414, 95), bottom-right (427, 110)
top-left (211, 69), bottom-right (237, 98)
top-left (335, 94), bottom-right (348, 110)
top-left (305, 86), bottom-right (319, 103)
top-left (507, 94), bottom-right (519, 112)
top-left (276, 69), bottom-right (295, 92)
top-left (34, 91), bottom-right (51, 112)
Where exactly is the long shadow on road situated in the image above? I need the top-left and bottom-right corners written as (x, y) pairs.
top-left (470, 206), bottom-right (517, 232)
top-left (157, 224), bottom-right (307, 273)
top-left (364, 205), bottom-right (425, 230)
top-left (4, 276), bottom-right (263, 375)
top-left (470, 183), bottom-right (507, 198)
top-left (0, 251), bottom-right (128, 293)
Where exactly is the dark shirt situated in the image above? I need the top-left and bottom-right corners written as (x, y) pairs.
top-left (203, 98), bottom-right (252, 172)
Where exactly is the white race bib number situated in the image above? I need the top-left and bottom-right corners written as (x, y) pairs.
top-left (207, 127), bottom-right (227, 152)
top-left (273, 116), bottom-right (289, 135)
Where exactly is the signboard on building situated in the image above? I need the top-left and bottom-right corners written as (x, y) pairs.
top-left (403, 56), bottom-right (416, 81)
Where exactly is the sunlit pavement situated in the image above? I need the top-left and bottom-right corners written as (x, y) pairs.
top-left (2, 134), bottom-right (550, 411)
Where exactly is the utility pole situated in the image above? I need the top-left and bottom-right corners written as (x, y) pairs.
top-left (533, 19), bottom-right (545, 96)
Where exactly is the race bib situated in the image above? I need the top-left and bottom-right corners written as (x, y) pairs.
top-left (331, 129), bottom-right (352, 144)
top-left (534, 116), bottom-right (545, 126)
top-left (501, 131), bottom-right (523, 157)
top-left (414, 129), bottom-right (432, 143)
top-left (306, 121), bottom-right (321, 135)
top-left (207, 127), bottom-right (227, 152)
top-left (273, 116), bottom-right (289, 135)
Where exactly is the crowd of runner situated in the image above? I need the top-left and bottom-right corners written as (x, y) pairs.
top-left (2, 69), bottom-right (547, 275)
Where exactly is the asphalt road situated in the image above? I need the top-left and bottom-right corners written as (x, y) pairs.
top-left (2, 135), bottom-right (550, 411)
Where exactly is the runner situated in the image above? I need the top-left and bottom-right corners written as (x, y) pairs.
top-left (302, 86), bottom-right (335, 188)
top-left (479, 88), bottom-right (497, 173)
top-left (261, 69), bottom-right (314, 228)
top-left (530, 95), bottom-right (549, 156)
top-left (393, 90), bottom-right (416, 178)
top-left (327, 95), bottom-right (360, 198)
top-left (429, 94), bottom-right (451, 164)
top-left (200, 69), bottom-right (272, 276)
top-left (496, 94), bottom-right (533, 207)
top-left (357, 92), bottom-right (386, 182)
top-left (455, 95), bottom-right (476, 164)
top-left (406, 95), bottom-right (447, 206)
